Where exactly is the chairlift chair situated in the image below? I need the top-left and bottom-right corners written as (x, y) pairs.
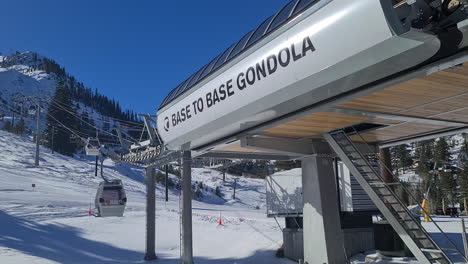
top-left (94, 179), bottom-right (127, 217)
top-left (85, 137), bottom-right (101, 156)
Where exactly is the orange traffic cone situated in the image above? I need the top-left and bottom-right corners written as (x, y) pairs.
top-left (218, 212), bottom-right (223, 225)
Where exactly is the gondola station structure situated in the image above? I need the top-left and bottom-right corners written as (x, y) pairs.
top-left (115, 0), bottom-right (468, 263)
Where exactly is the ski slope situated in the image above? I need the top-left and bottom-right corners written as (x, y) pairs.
top-left (0, 130), bottom-right (290, 264)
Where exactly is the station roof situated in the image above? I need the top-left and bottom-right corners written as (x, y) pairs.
top-left (159, 0), bottom-right (320, 110)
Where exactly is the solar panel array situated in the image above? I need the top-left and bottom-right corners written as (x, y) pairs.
top-left (159, 0), bottom-right (320, 110)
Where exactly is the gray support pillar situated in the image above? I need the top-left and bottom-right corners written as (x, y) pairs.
top-left (144, 167), bottom-right (157, 261)
top-left (181, 151), bottom-right (193, 264)
top-left (302, 155), bottom-right (345, 264)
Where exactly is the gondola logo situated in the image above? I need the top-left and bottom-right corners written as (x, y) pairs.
top-left (164, 116), bottom-right (170, 132)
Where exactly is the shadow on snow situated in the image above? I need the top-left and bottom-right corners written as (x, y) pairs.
top-left (0, 210), bottom-right (142, 264)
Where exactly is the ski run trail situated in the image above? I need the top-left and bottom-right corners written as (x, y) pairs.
top-left (0, 130), bottom-right (466, 264)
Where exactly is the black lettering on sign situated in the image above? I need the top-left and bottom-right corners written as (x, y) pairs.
top-left (278, 47), bottom-right (291, 68)
top-left (196, 97), bottom-right (204, 113)
top-left (246, 67), bottom-right (255, 86)
top-left (165, 35), bottom-right (317, 130)
top-left (256, 61), bottom-right (266, 81)
top-left (186, 105), bottom-right (192, 119)
top-left (176, 111), bottom-right (182, 124)
top-left (291, 43), bottom-right (302, 61)
top-left (192, 100), bottom-right (198, 115)
top-left (180, 106), bottom-right (186, 121)
top-left (303, 36), bottom-right (315, 56)
top-left (237, 72), bottom-right (246, 90)
top-left (213, 88), bottom-right (220, 104)
top-left (206, 92), bottom-right (213, 108)
top-left (226, 79), bottom-right (234, 96)
top-left (172, 114), bottom-right (176, 126)
top-left (267, 55), bottom-right (277, 75)
top-left (219, 84), bottom-right (227, 100)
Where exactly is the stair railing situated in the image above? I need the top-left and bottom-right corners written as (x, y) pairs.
top-left (346, 127), bottom-right (467, 262)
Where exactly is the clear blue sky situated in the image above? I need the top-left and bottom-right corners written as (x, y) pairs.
top-left (0, 0), bottom-right (288, 114)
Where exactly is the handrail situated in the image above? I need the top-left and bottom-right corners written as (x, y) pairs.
top-left (346, 127), bottom-right (467, 262)
top-left (338, 131), bottom-right (447, 256)
top-left (265, 176), bottom-right (302, 228)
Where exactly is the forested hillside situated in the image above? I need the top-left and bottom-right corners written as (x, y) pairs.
top-left (390, 135), bottom-right (468, 213)
top-left (0, 51), bottom-right (143, 156)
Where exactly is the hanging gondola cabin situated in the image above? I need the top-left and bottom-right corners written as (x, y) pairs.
top-left (94, 179), bottom-right (127, 217)
top-left (85, 137), bottom-right (101, 156)
top-left (28, 106), bottom-right (37, 115)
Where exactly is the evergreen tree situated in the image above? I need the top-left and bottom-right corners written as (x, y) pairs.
top-left (460, 138), bottom-right (468, 210)
top-left (416, 140), bottom-right (433, 189)
top-left (434, 137), bottom-right (450, 164)
top-left (2, 120), bottom-right (12, 132)
top-left (394, 144), bottom-right (412, 174)
top-left (430, 174), bottom-right (443, 213)
top-left (13, 119), bottom-right (25, 135)
top-left (44, 80), bottom-right (79, 156)
top-left (440, 171), bottom-right (457, 204)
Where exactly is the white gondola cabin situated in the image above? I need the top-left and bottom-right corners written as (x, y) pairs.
top-left (28, 106), bottom-right (37, 115)
top-left (85, 137), bottom-right (101, 156)
top-left (94, 179), bottom-right (127, 217)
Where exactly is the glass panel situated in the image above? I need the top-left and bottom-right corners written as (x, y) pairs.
top-left (267, 0), bottom-right (298, 33)
top-left (179, 74), bottom-right (196, 94)
top-left (212, 43), bottom-right (236, 71)
top-left (292, 0), bottom-right (317, 16)
top-left (167, 79), bottom-right (189, 102)
top-left (246, 16), bottom-right (274, 47)
top-left (199, 54), bottom-right (222, 80)
top-left (185, 64), bottom-right (208, 92)
top-left (227, 30), bottom-right (254, 60)
top-left (161, 90), bottom-right (175, 106)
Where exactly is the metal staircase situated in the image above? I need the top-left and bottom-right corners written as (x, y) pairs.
top-left (324, 130), bottom-right (462, 264)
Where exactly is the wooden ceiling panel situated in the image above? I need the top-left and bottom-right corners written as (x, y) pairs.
top-left (218, 142), bottom-right (266, 153)
top-left (402, 94), bottom-right (468, 117)
top-left (436, 108), bottom-right (468, 123)
top-left (264, 112), bottom-right (369, 138)
top-left (340, 65), bottom-right (468, 114)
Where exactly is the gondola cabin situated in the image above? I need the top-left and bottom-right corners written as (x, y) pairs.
top-left (85, 137), bottom-right (101, 156)
top-left (94, 180), bottom-right (127, 217)
top-left (28, 106), bottom-right (37, 115)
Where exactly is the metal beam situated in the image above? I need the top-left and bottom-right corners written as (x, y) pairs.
top-left (194, 151), bottom-right (297, 161)
top-left (240, 136), bottom-right (332, 156)
top-left (331, 107), bottom-right (468, 127)
top-left (239, 136), bottom-right (378, 156)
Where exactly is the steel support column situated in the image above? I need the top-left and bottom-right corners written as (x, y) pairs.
top-left (144, 166), bottom-right (157, 261)
top-left (181, 151), bottom-right (193, 264)
top-left (302, 155), bottom-right (345, 264)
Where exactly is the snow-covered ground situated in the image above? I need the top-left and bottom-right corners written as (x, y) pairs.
top-left (1, 130), bottom-right (468, 264)
top-left (0, 130), bottom-right (290, 264)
